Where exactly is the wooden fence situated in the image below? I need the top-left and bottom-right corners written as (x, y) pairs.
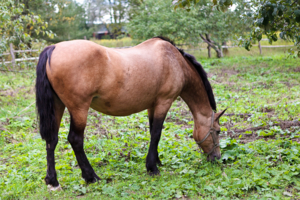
top-left (180, 42), bottom-right (294, 57)
top-left (1, 43), bottom-right (39, 67)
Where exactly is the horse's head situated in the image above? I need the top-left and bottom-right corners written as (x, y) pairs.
top-left (195, 109), bottom-right (227, 162)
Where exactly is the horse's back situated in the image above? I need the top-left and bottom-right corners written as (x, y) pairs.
top-left (46, 39), bottom-right (186, 116)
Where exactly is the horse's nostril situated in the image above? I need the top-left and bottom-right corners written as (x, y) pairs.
top-left (207, 155), bottom-right (216, 162)
top-left (207, 154), bottom-right (221, 162)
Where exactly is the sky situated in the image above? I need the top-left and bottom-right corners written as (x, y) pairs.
top-left (75, 0), bottom-right (85, 5)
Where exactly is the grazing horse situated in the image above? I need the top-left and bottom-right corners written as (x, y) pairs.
top-left (36, 37), bottom-right (226, 188)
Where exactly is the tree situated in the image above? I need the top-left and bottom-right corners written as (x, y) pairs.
top-left (86, 0), bottom-right (129, 38)
top-left (173, 0), bottom-right (300, 57)
top-left (192, 0), bottom-right (252, 57)
top-left (127, 0), bottom-right (250, 58)
top-left (0, 0), bottom-right (52, 53)
top-left (127, 0), bottom-right (200, 43)
top-left (46, 0), bottom-right (92, 42)
top-left (242, 0), bottom-right (300, 57)
top-left (86, 0), bottom-right (107, 25)
top-left (22, 0), bottom-right (92, 43)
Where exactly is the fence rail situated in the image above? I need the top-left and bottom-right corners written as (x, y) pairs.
top-left (3, 57), bottom-right (39, 64)
top-left (14, 49), bottom-right (39, 53)
top-left (186, 44), bottom-right (294, 53)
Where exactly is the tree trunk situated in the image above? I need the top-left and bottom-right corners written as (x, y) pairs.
top-left (200, 34), bottom-right (223, 58)
top-left (206, 34), bottom-right (211, 58)
top-left (216, 48), bottom-right (223, 58)
top-left (222, 41), bottom-right (229, 56)
top-left (258, 41), bottom-right (262, 55)
top-left (207, 45), bottom-right (211, 58)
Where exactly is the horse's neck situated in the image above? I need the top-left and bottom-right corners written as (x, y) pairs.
top-left (180, 66), bottom-right (212, 140)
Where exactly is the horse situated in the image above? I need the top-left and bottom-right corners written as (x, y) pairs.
top-left (36, 36), bottom-right (226, 189)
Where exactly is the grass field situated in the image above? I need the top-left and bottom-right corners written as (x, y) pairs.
top-left (0, 51), bottom-right (300, 199)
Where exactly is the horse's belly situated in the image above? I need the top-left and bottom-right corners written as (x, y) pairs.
top-left (90, 95), bottom-right (154, 116)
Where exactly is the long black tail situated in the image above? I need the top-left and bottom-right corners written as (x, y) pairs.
top-left (36, 45), bottom-right (56, 141)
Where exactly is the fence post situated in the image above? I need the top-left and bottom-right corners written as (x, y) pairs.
top-left (9, 43), bottom-right (15, 67)
top-left (258, 41), bottom-right (262, 55)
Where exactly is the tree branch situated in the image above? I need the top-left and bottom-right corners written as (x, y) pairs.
top-left (200, 34), bottom-right (223, 58)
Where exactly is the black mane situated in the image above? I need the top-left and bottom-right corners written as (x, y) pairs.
top-left (153, 36), bottom-right (217, 111)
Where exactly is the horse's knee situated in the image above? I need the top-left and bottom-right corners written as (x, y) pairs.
top-left (68, 132), bottom-right (84, 150)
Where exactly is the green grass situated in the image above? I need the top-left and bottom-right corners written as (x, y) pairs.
top-left (90, 37), bottom-right (133, 48)
top-left (0, 54), bottom-right (300, 199)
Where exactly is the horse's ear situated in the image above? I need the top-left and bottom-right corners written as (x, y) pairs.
top-left (215, 108), bottom-right (227, 121)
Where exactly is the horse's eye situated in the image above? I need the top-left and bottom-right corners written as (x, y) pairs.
top-left (216, 130), bottom-right (221, 135)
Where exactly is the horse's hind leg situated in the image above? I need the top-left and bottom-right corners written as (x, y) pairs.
top-left (45, 94), bottom-right (65, 187)
top-left (147, 108), bottom-right (162, 166)
top-left (67, 108), bottom-right (100, 183)
top-left (146, 101), bottom-right (172, 175)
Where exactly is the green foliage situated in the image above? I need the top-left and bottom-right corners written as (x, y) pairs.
top-left (0, 0), bottom-right (53, 53)
top-left (0, 54), bottom-right (300, 199)
top-left (174, 0), bottom-right (300, 56)
top-left (25, 0), bottom-right (92, 42)
top-left (127, 0), bottom-right (250, 47)
top-left (127, 0), bottom-right (200, 43)
top-left (173, 0), bottom-right (232, 12)
top-left (242, 0), bottom-right (300, 57)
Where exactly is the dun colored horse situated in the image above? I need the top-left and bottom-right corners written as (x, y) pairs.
top-left (36, 37), bottom-right (226, 188)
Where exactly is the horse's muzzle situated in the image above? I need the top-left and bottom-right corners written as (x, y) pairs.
top-left (207, 153), bottom-right (221, 162)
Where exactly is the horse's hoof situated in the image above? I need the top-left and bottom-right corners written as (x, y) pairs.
top-left (148, 170), bottom-right (160, 176)
top-left (93, 175), bottom-right (101, 182)
top-left (45, 176), bottom-right (59, 187)
top-left (47, 184), bottom-right (62, 191)
top-left (86, 174), bottom-right (101, 184)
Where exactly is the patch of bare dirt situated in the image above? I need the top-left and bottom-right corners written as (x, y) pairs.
top-left (220, 120), bottom-right (300, 144)
top-left (207, 72), bottom-right (213, 78)
top-left (230, 133), bottom-right (300, 144)
top-left (293, 67), bottom-right (300, 72)
top-left (216, 68), bottom-right (239, 77)
top-left (233, 120), bottom-right (300, 133)
top-left (259, 107), bottom-right (275, 114)
top-left (0, 89), bottom-right (16, 97)
top-left (0, 86), bottom-right (28, 97)
top-left (280, 81), bottom-right (298, 88)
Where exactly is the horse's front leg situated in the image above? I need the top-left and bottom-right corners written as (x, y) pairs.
top-left (146, 102), bottom-right (172, 175)
top-left (68, 110), bottom-right (100, 183)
